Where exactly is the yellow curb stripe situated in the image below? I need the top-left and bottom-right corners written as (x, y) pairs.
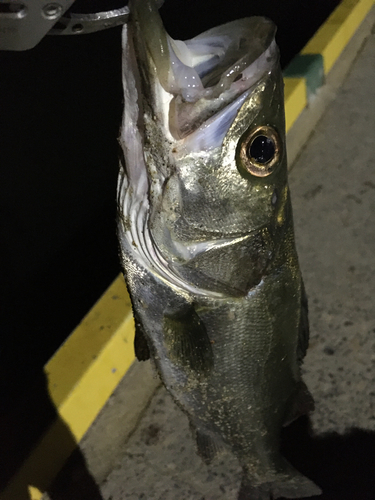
top-left (302, 0), bottom-right (375, 74)
top-left (284, 77), bottom-right (307, 133)
top-left (45, 274), bottom-right (134, 411)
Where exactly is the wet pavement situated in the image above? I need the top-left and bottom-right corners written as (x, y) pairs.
top-left (46, 14), bottom-right (375, 500)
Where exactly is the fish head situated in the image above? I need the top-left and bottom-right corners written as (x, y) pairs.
top-left (118, 0), bottom-right (292, 297)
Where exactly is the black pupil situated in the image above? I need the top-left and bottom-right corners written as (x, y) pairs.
top-left (249, 135), bottom-right (275, 164)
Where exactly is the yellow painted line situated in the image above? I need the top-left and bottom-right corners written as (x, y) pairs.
top-left (302, 0), bottom-right (375, 74)
top-left (284, 77), bottom-right (307, 133)
top-left (1, 275), bottom-right (135, 500)
top-left (45, 274), bottom-right (133, 414)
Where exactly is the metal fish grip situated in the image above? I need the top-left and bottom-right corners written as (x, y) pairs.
top-left (0, 0), bottom-right (164, 50)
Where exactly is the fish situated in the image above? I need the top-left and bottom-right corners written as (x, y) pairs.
top-left (117, 1), bottom-right (321, 498)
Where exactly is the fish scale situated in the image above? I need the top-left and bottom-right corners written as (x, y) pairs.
top-left (117, 1), bottom-right (321, 498)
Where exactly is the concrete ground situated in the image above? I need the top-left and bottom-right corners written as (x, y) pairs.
top-left (45, 15), bottom-right (375, 500)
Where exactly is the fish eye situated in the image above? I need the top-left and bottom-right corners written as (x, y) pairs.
top-left (249, 135), bottom-right (275, 164)
top-left (239, 125), bottom-right (282, 177)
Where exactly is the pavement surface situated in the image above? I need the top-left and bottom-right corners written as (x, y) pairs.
top-left (46, 18), bottom-right (375, 500)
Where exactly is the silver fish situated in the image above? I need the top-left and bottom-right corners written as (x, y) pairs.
top-left (117, 1), bottom-right (321, 498)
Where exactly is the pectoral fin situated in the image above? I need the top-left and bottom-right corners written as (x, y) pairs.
top-left (163, 304), bottom-right (214, 377)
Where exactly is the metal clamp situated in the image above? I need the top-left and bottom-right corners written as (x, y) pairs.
top-left (48, 7), bottom-right (130, 36)
top-left (0, 0), bottom-right (75, 50)
top-left (0, 0), bottom-right (165, 50)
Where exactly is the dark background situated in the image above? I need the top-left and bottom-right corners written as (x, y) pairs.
top-left (0, 0), bottom-right (340, 408)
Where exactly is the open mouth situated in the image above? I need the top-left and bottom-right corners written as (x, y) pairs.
top-left (131, 1), bottom-right (278, 142)
top-left (166, 21), bottom-right (278, 141)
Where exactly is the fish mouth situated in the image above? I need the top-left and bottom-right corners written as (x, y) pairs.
top-left (129, 0), bottom-right (278, 143)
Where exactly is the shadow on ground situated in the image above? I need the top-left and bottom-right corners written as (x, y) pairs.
top-left (281, 416), bottom-right (375, 500)
top-left (0, 372), bottom-right (103, 500)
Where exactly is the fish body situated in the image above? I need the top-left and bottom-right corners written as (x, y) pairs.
top-left (117, 2), bottom-right (320, 498)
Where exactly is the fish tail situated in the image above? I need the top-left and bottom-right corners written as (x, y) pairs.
top-left (238, 464), bottom-right (321, 500)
